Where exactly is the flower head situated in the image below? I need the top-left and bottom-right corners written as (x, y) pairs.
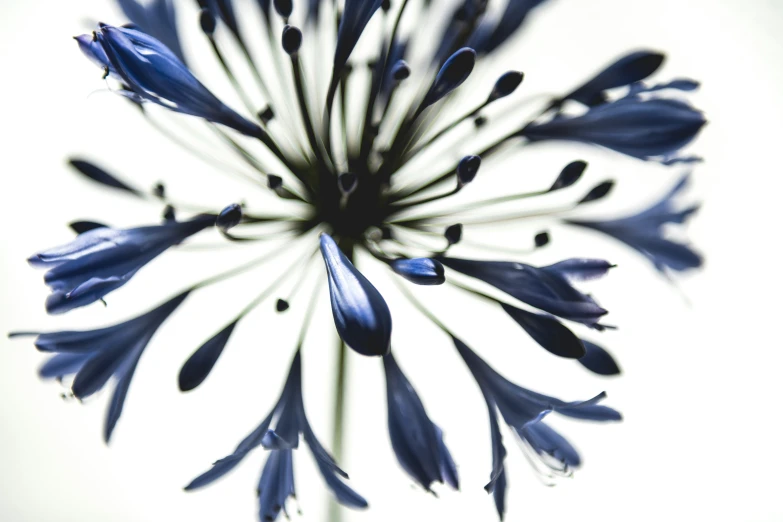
top-left (320, 233), bottom-right (393, 356)
top-left (11, 0), bottom-right (705, 520)
top-left (10, 291), bottom-right (189, 442)
top-left (453, 336), bottom-right (620, 518)
top-left (383, 353), bottom-right (458, 492)
top-left (522, 96), bottom-right (705, 163)
top-left (28, 214), bottom-right (213, 314)
top-left (184, 351), bottom-right (367, 520)
top-left (568, 174), bottom-right (702, 273)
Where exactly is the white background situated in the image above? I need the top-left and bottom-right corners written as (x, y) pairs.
top-left (1, 1), bottom-right (782, 521)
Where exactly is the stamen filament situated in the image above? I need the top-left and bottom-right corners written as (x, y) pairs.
top-left (291, 54), bottom-right (332, 170)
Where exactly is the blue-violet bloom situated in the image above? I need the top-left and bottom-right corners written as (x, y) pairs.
top-left (10, 0), bottom-right (706, 520)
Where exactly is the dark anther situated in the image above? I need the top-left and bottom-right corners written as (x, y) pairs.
top-left (276, 299), bottom-right (290, 312)
top-left (391, 60), bottom-right (410, 81)
top-left (102, 67), bottom-right (110, 80)
top-left (268, 175), bottom-right (283, 190)
top-left (162, 205), bottom-right (176, 222)
top-left (534, 231), bottom-right (550, 247)
top-left (457, 155), bottom-right (481, 186)
top-left (199, 8), bottom-right (217, 34)
top-left (445, 223), bottom-right (463, 245)
top-left (259, 106), bottom-right (275, 124)
top-left (473, 115), bottom-right (487, 128)
top-left (153, 182), bottom-right (166, 199)
top-left (216, 203), bottom-right (243, 232)
top-left (282, 25), bottom-right (302, 55)
top-left (273, 0), bottom-right (293, 18)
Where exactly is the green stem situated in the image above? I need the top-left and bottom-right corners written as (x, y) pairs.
top-left (328, 240), bottom-right (353, 522)
top-left (327, 341), bottom-right (348, 522)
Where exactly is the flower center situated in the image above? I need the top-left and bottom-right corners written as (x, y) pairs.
top-left (310, 169), bottom-right (391, 241)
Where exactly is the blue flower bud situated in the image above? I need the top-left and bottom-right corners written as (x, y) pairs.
top-left (421, 48), bottom-right (476, 110)
top-left (568, 174), bottom-right (702, 273)
top-left (522, 97), bottom-right (705, 163)
top-left (93, 24), bottom-right (264, 139)
top-left (391, 60), bottom-right (410, 81)
top-left (117, 0), bottom-right (186, 63)
top-left (333, 0), bottom-right (385, 74)
top-left (578, 181), bottom-right (614, 204)
top-left (216, 203), bottom-right (243, 232)
top-left (274, 0), bottom-right (293, 18)
top-left (391, 258), bottom-right (445, 285)
top-left (565, 51), bottom-right (665, 106)
top-left (179, 321), bottom-right (238, 391)
top-left (488, 71), bottom-right (524, 102)
top-left (74, 34), bottom-right (113, 74)
top-left (320, 234), bottom-right (392, 356)
top-left (549, 160), bottom-right (587, 191)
